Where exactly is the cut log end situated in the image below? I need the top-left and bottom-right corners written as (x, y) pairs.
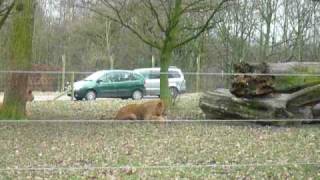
top-left (230, 62), bottom-right (320, 98)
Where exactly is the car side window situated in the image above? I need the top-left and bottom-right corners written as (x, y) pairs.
top-left (169, 70), bottom-right (181, 78)
top-left (105, 75), bottom-right (113, 82)
top-left (110, 72), bottom-right (134, 82)
top-left (112, 73), bottom-right (122, 82)
top-left (120, 72), bottom-right (130, 81)
top-left (99, 73), bottom-right (111, 82)
top-left (103, 73), bottom-right (118, 82)
top-left (128, 73), bottom-right (139, 81)
top-left (149, 71), bottom-right (160, 79)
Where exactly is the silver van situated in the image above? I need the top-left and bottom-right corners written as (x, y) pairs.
top-left (134, 67), bottom-right (186, 98)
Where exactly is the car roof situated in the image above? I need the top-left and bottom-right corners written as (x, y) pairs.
top-left (134, 67), bottom-right (181, 71)
top-left (98, 70), bottom-right (136, 73)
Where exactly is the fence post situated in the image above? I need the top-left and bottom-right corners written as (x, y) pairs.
top-left (110, 56), bottom-right (114, 70)
top-left (61, 54), bottom-right (66, 92)
top-left (196, 55), bottom-right (201, 92)
top-left (152, 55), bottom-right (155, 67)
top-left (71, 72), bottom-right (74, 100)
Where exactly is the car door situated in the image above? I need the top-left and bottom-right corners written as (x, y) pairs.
top-left (168, 70), bottom-right (181, 88)
top-left (95, 73), bottom-right (115, 98)
top-left (112, 72), bottom-right (135, 97)
top-left (147, 70), bottom-right (160, 95)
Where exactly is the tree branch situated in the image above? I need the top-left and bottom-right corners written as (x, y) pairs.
top-left (159, 0), bottom-right (169, 20)
top-left (0, 0), bottom-right (15, 29)
top-left (173, 0), bottom-right (231, 49)
top-left (144, 0), bottom-right (165, 32)
top-left (101, 0), bottom-right (161, 49)
top-left (180, 0), bottom-right (204, 14)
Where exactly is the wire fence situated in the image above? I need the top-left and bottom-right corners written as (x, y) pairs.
top-left (1, 162), bottom-right (319, 172)
top-left (0, 119), bottom-right (320, 123)
top-left (1, 70), bottom-right (320, 177)
top-left (1, 70), bottom-right (320, 76)
top-left (1, 70), bottom-right (320, 92)
top-left (1, 70), bottom-right (320, 91)
top-left (1, 69), bottom-right (320, 120)
top-left (0, 69), bottom-right (319, 118)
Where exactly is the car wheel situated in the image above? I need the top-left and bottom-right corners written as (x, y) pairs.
top-left (132, 90), bottom-right (143, 100)
top-left (170, 87), bottom-right (179, 99)
top-left (85, 90), bottom-right (96, 101)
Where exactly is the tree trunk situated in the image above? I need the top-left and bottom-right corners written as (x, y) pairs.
top-left (159, 0), bottom-right (181, 106)
top-left (1, 0), bottom-right (35, 119)
top-left (160, 46), bottom-right (172, 106)
top-left (286, 84), bottom-right (320, 108)
top-left (200, 89), bottom-right (292, 120)
top-left (282, 0), bottom-right (289, 57)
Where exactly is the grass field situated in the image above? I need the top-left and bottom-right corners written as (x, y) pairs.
top-left (0, 94), bottom-right (319, 179)
top-left (27, 93), bottom-right (204, 120)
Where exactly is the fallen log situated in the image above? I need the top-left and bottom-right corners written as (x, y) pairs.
top-left (286, 84), bottom-right (320, 108)
top-left (199, 85), bottom-right (320, 123)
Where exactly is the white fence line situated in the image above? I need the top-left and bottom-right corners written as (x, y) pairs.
top-left (1, 70), bottom-right (320, 77)
top-left (0, 162), bottom-right (319, 172)
top-left (0, 119), bottom-right (319, 123)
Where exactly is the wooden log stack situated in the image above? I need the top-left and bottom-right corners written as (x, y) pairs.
top-left (200, 62), bottom-right (320, 124)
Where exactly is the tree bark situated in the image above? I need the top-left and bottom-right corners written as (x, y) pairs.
top-left (199, 87), bottom-right (318, 122)
top-left (160, 47), bottom-right (172, 105)
top-left (286, 84), bottom-right (320, 108)
top-left (1, 0), bottom-right (35, 119)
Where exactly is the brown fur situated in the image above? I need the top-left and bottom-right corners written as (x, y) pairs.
top-left (115, 100), bottom-right (166, 121)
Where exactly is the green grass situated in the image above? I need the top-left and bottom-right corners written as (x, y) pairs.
top-left (0, 94), bottom-right (319, 178)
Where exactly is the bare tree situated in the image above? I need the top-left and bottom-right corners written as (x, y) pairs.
top-left (289, 0), bottom-right (313, 61)
top-left (83, 0), bottom-right (231, 105)
top-left (257, 0), bottom-right (278, 60)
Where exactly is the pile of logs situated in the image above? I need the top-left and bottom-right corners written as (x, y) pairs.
top-left (199, 62), bottom-right (320, 123)
top-left (230, 62), bottom-right (275, 98)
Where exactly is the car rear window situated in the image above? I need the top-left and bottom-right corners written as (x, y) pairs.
top-left (169, 70), bottom-right (181, 78)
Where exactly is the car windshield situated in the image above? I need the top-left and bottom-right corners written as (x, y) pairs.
top-left (84, 71), bottom-right (106, 81)
top-left (134, 70), bottom-right (149, 78)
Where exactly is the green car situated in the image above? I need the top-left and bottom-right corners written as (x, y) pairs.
top-left (68, 70), bottom-right (145, 100)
